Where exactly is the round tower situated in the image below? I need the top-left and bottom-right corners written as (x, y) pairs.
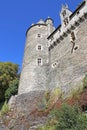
top-left (18, 19), bottom-right (50, 94)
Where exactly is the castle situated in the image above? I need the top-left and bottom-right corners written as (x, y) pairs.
top-left (18, 0), bottom-right (87, 96)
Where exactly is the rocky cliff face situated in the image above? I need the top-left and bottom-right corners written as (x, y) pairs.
top-left (0, 88), bottom-right (87, 130)
top-left (0, 90), bottom-right (49, 130)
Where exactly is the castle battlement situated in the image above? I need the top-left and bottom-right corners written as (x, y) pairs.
top-left (48, 0), bottom-right (87, 50)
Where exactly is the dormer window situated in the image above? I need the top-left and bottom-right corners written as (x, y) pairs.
top-left (64, 18), bottom-right (68, 26)
top-left (62, 10), bottom-right (66, 17)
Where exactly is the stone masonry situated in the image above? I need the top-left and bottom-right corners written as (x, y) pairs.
top-left (18, 0), bottom-right (87, 95)
top-left (1, 1), bottom-right (87, 130)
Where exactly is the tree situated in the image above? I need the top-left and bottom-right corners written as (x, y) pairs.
top-left (5, 79), bottom-right (19, 101)
top-left (0, 62), bottom-right (19, 101)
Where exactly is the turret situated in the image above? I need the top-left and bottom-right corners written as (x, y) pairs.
top-left (18, 19), bottom-right (50, 94)
top-left (45, 17), bottom-right (55, 35)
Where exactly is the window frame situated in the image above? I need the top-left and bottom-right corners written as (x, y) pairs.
top-left (36, 44), bottom-right (43, 51)
top-left (37, 58), bottom-right (42, 66)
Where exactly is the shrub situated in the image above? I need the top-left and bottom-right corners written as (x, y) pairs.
top-left (50, 104), bottom-right (87, 130)
top-left (38, 104), bottom-right (87, 130)
top-left (52, 87), bottom-right (61, 97)
top-left (50, 87), bottom-right (62, 103)
top-left (1, 101), bottom-right (9, 115)
top-left (45, 90), bottom-right (50, 103)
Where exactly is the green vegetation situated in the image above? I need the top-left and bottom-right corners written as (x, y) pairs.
top-left (0, 62), bottom-right (87, 130)
top-left (37, 75), bottom-right (87, 130)
top-left (37, 88), bottom-right (61, 111)
top-left (0, 62), bottom-right (20, 102)
top-left (1, 101), bottom-right (9, 115)
top-left (5, 79), bottom-right (19, 101)
top-left (38, 104), bottom-right (87, 130)
top-left (45, 90), bottom-right (50, 103)
top-left (51, 104), bottom-right (87, 130)
top-left (50, 87), bottom-right (62, 100)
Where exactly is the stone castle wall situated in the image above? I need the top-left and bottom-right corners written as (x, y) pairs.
top-left (49, 12), bottom-right (87, 95)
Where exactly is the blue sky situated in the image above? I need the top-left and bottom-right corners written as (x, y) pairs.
top-left (0, 0), bottom-right (82, 69)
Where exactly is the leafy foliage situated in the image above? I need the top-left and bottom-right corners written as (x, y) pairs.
top-left (1, 101), bottom-right (9, 115)
top-left (0, 62), bottom-right (19, 101)
top-left (51, 104), bottom-right (87, 130)
top-left (5, 79), bottom-right (19, 101)
top-left (38, 104), bottom-right (87, 130)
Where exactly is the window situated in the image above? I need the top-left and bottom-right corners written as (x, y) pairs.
top-left (62, 10), bottom-right (66, 17)
top-left (37, 58), bottom-right (42, 66)
top-left (70, 32), bottom-right (75, 41)
top-left (36, 34), bottom-right (41, 38)
top-left (52, 62), bottom-right (57, 68)
top-left (64, 18), bottom-right (68, 26)
top-left (38, 45), bottom-right (41, 50)
top-left (36, 44), bottom-right (42, 51)
top-left (38, 34), bottom-right (41, 37)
